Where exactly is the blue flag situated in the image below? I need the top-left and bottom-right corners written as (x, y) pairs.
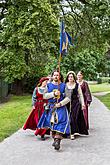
top-left (60, 21), bottom-right (73, 56)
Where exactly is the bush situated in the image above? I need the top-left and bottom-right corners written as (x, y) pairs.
top-left (97, 77), bottom-right (110, 84)
top-left (97, 78), bottom-right (102, 84)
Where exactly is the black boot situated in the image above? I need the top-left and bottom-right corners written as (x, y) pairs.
top-left (41, 135), bottom-right (45, 141)
top-left (54, 139), bottom-right (61, 150)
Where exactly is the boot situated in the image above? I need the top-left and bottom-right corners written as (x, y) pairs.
top-left (54, 138), bottom-right (61, 150)
top-left (52, 139), bottom-right (56, 147)
top-left (41, 135), bottom-right (45, 141)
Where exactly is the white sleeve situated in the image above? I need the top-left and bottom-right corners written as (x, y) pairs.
top-left (60, 97), bottom-right (70, 106)
top-left (59, 86), bottom-right (71, 106)
top-left (32, 87), bottom-right (37, 106)
top-left (78, 85), bottom-right (85, 107)
top-left (43, 86), bottom-right (54, 99)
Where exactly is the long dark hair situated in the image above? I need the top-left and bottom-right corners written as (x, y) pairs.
top-left (65, 71), bottom-right (77, 83)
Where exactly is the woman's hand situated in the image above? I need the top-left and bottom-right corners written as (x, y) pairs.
top-left (82, 104), bottom-right (86, 110)
top-left (88, 103), bottom-right (90, 107)
top-left (33, 105), bottom-right (35, 109)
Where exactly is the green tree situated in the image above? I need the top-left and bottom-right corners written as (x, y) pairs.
top-left (57, 0), bottom-right (110, 77)
top-left (0, 0), bottom-right (59, 93)
top-left (1, 0), bottom-right (110, 93)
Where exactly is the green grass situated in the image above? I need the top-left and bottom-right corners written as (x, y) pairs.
top-left (89, 83), bottom-right (110, 110)
top-left (89, 83), bottom-right (110, 93)
top-left (96, 93), bottom-right (110, 110)
top-left (0, 95), bottom-right (31, 142)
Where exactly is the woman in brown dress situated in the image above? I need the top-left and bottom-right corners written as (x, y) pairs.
top-left (77, 71), bottom-right (92, 129)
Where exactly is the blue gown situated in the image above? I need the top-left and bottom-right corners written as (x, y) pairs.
top-left (38, 82), bottom-right (70, 134)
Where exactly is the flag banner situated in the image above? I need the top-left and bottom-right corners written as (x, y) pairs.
top-left (60, 21), bottom-right (73, 57)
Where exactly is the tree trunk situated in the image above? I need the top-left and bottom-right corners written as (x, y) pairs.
top-left (11, 79), bottom-right (23, 95)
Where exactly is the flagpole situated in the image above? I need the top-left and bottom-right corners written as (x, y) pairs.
top-left (57, 53), bottom-right (61, 103)
top-left (57, 20), bottom-right (62, 103)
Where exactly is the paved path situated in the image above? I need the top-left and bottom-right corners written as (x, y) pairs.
top-left (0, 96), bottom-right (110, 165)
top-left (93, 91), bottom-right (110, 96)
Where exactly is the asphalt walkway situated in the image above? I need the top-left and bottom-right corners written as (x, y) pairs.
top-left (0, 96), bottom-right (110, 165)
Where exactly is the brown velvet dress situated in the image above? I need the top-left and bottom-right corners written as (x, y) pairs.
top-left (80, 81), bottom-right (92, 129)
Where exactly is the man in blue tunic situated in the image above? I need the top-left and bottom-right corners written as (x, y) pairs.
top-left (38, 69), bottom-right (70, 150)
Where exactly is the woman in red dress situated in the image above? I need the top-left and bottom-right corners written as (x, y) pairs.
top-left (77, 71), bottom-right (92, 129)
top-left (23, 77), bottom-right (49, 140)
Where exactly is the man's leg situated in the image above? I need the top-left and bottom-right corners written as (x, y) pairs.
top-left (53, 132), bottom-right (63, 150)
top-left (52, 131), bottom-right (56, 146)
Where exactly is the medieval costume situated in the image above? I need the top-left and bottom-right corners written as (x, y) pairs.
top-left (66, 83), bottom-right (88, 139)
top-left (58, 71), bottom-right (88, 140)
top-left (77, 71), bottom-right (92, 129)
top-left (23, 77), bottom-right (49, 140)
top-left (38, 71), bottom-right (70, 150)
top-left (78, 80), bottom-right (92, 129)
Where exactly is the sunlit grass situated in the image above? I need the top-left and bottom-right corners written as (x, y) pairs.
top-left (89, 83), bottom-right (110, 93)
top-left (0, 95), bottom-right (31, 142)
top-left (96, 93), bottom-right (110, 110)
top-left (89, 83), bottom-right (110, 110)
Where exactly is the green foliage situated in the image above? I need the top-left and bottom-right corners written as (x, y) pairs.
top-left (61, 0), bottom-right (110, 50)
top-left (0, 49), bottom-right (29, 82)
top-left (0, 0), bottom-right (59, 83)
top-left (62, 49), bottom-right (107, 80)
top-left (97, 77), bottom-right (110, 84)
top-left (97, 78), bottom-right (102, 84)
top-left (0, 0), bottom-right (110, 87)
top-left (45, 55), bottom-right (58, 74)
top-left (58, 0), bottom-right (110, 78)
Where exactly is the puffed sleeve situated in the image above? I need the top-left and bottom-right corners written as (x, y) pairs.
top-left (32, 87), bottom-right (37, 106)
top-left (59, 85), bottom-right (71, 106)
top-left (85, 81), bottom-right (92, 104)
top-left (43, 86), bottom-right (54, 99)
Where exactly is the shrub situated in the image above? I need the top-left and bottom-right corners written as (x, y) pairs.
top-left (97, 78), bottom-right (102, 84)
top-left (97, 77), bottom-right (110, 84)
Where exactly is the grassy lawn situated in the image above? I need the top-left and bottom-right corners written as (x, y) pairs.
top-left (0, 95), bottom-right (31, 142)
top-left (89, 83), bottom-right (110, 110)
top-left (96, 93), bottom-right (110, 110)
top-left (89, 83), bottom-right (110, 93)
